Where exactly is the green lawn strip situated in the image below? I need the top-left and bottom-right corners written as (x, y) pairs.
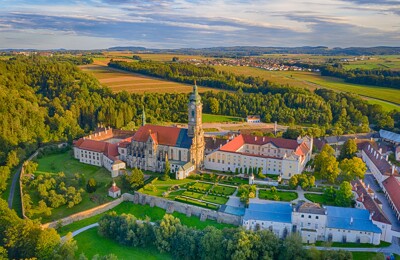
top-left (58, 201), bottom-right (231, 236)
top-left (175, 196), bottom-right (219, 210)
top-left (202, 194), bottom-right (229, 205)
top-left (352, 252), bottom-right (385, 260)
top-left (182, 191), bottom-right (204, 199)
top-left (304, 193), bottom-right (335, 206)
top-left (258, 189), bottom-right (298, 202)
top-left (0, 169), bottom-right (17, 201)
top-left (202, 113), bottom-right (243, 123)
top-left (12, 176), bottom-right (23, 217)
top-left (152, 179), bottom-right (194, 185)
top-left (190, 182), bottom-right (213, 191)
top-left (139, 185), bottom-right (171, 197)
top-left (211, 185), bottom-right (236, 196)
top-left (314, 241), bottom-right (391, 248)
top-left (75, 227), bottom-right (171, 260)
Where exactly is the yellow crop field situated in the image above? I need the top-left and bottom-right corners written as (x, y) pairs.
top-left (80, 64), bottom-right (217, 94)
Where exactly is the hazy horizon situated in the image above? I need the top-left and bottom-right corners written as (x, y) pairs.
top-left (1, 0), bottom-right (400, 50)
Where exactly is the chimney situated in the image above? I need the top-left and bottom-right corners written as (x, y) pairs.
top-left (369, 212), bottom-right (374, 220)
top-left (392, 165), bottom-right (396, 175)
top-left (386, 155), bottom-right (389, 161)
top-left (350, 217), bottom-right (353, 225)
top-left (379, 148), bottom-right (382, 154)
top-left (361, 193), bottom-right (364, 202)
top-left (255, 136), bottom-right (257, 141)
top-left (263, 137), bottom-right (265, 142)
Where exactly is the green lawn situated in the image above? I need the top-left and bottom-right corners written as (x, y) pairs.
top-left (182, 191), bottom-right (204, 199)
top-left (175, 196), bottom-right (219, 210)
top-left (58, 202), bottom-right (233, 236)
top-left (258, 189), bottom-right (298, 202)
top-left (75, 227), bottom-right (171, 260)
top-left (190, 182), bottom-right (213, 192)
top-left (217, 66), bottom-right (400, 111)
top-left (28, 151), bottom-right (117, 222)
top-left (202, 113), bottom-right (243, 123)
top-left (315, 241), bottom-right (391, 248)
top-left (202, 194), bottom-right (229, 205)
top-left (305, 193), bottom-right (335, 206)
top-left (211, 185), bottom-right (236, 196)
top-left (352, 252), bottom-right (385, 260)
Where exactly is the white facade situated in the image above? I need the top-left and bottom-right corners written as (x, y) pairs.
top-left (243, 202), bottom-right (382, 245)
top-left (74, 147), bottom-right (103, 167)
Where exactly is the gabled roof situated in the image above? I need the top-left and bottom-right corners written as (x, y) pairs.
top-left (132, 124), bottom-right (192, 148)
top-left (296, 202), bottom-right (325, 215)
top-left (204, 137), bottom-right (228, 151)
top-left (351, 180), bottom-right (391, 225)
top-left (74, 139), bottom-right (107, 153)
top-left (326, 206), bottom-right (381, 233)
top-left (382, 176), bottom-right (400, 213)
top-left (220, 134), bottom-right (303, 153)
top-left (363, 144), bottom-right (398, 177)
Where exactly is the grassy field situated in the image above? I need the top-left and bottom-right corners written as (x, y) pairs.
top-left (342, 55), bottom-right (400, 70)
top-left (190, 182), bottom-right (213, 191)
top-left (202, 194), bottom-right (229, 204)
top-left (217, 66), bottom-right (400, 111)
top-left (315, 241), bottom-right (391, 248)
top-left (75, 227), bottom-right (171, 260)
top-left (352, 252), bottom-right (385, 260)
top-left (211, 185), bottom-right (236, 196)
top-left (80, 64), bottom-right (216, 94)
top-left (59, 201), bottom-right (234, 236)
top-left (202, 113), bottom-right (244, 123)
top-left (258, 189), bottom-right (298, 202)
top-left (99, 52), bottom-right (209, 62)
top-left (29, 151), bottom-right (116, 222)
top-left (182, 191), bottom-right (204, 199)
top-left (304, 193), bottom-right (335, 206)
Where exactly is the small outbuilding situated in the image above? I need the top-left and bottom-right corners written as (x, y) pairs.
top-left (108, 182), bottom-right (121, 198)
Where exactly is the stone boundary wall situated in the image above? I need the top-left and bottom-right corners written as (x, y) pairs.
top-left (41, 192), bottom-right (242, 230)
top-left (132, 192), bottom-right (242, 226)
top-left (42, 196), bottom-right (125, 229)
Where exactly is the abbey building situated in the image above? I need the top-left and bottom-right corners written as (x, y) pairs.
top-left (125, 83), bottom-right (205, 179)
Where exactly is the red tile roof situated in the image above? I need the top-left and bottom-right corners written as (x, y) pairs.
top-left (109, 185), bottom-right (120, 193)
top-left (75, 139), bottom-right (108, 153)
top-left (220, 134), bottom-right (303, 153)
top-left (132, 124), bottom-right (181, 146)
top-left (382, 176), bottom-right (400, 213)
top-left (363, 144), bottom-right (398, 177)
top-left (351, 180), bottom-right (391, 225)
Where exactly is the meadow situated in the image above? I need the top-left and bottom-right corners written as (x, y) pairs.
top-left (217, 65), bottom-right (400, 111)
top-left (28, 151), bottom-right (116, 222)
top-left (80, 64), bottom-right (217, 94)
top-left (202, 113), bottom-right (244, 123)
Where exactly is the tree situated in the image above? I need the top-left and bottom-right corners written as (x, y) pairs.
top-left (172, 56), bottom-right (179, 62)
top-left (282, 126), bottom-right (304, 140)
top-left (123, 168), bottom-right (144, 189)
top-left (335, 181), bottom-right (353, 207)
top-left (132, 55), bottom-right (142, 61)
top-left (86, 178), bottom-right (97, 193)
top-left (339, 139), bottom-right (358, 160)
top-left (154, 214), bottom-right (181, 253)
top-left (289, 175), bottom-right (299, 189)
top-left (314, 145), bottom-right (339, 183)
top-left (279, 233), bottom-right (308, 260)
top-left (339, 157), bottom-right (367, 181)
top-left (162, 158), bottom-right (171, 181)
top-left (199, 227), bottom-right (226, 260)
top-left (24, 161), bottom-right (38, 175)
top-left (226, 230), bottom-right (252, 260)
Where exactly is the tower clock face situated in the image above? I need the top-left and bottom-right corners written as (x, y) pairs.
top-left (191, 104), bottom-right (195, 109)
top-left (191, 118), bottom-right (194, 122)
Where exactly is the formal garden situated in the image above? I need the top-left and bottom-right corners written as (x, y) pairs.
top-left (258, 188), bottom-right (298, 202)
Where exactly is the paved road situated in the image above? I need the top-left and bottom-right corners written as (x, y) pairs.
top-left (7, 165), bottom-right (22, 208)
top-left (364, 173), bottom-right (400, 231)
top-left (70, 223), bottom-right (99, 237)
top-left (8, 151), bottom-right (39, 209)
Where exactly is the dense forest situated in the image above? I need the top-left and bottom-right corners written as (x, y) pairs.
top-left (320, 65), bottom-right (400, 90)
top-left (0, 56), bottom-right (398, 196)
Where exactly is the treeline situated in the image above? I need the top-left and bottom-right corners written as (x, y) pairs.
top-left (109, 60), bottom-right (311, 94)
top-left (320, 65), bottom-right (400, 90)
top-left (99, 212), bottom-right (353, 260)
top-left (0, 199), bottom-right (77, 259)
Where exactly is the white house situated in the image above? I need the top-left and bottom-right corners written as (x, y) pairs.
top-left (108, 182), bottom-right (121, 198)
top-left (246, 115), bottom-right (261, 123)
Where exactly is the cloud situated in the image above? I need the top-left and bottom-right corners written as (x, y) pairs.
top-left (0, 0), bottom-right (399, 49)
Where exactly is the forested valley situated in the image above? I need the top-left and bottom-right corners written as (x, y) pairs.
top-left (0, 56), bottom-right (399, 197)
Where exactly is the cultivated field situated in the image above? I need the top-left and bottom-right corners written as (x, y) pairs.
top-left (217, 66), bottom-right (400, 111)
top-left (80, 64), bottom-right (217, 94)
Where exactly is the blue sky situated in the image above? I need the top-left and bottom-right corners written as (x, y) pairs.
top-left (0, 0), bottom-right (399, 49)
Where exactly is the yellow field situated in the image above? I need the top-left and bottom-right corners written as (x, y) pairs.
top-left (80, 64), bottom-right (217, 94)
top-left (217, 66), bottom-right (400, 111)
top-left (99, 51), bottom-right (209, 62)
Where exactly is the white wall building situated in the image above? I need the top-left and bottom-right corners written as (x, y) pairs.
top-left (205, 135), bottom-right (312, 179)
top-left (243, 202), bottom-right (382, 245)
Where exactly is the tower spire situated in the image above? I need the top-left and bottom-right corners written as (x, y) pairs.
top-left (142, 105), bottom-right (146, 126)
top-left (190, 79), bottom-right (201, 104)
